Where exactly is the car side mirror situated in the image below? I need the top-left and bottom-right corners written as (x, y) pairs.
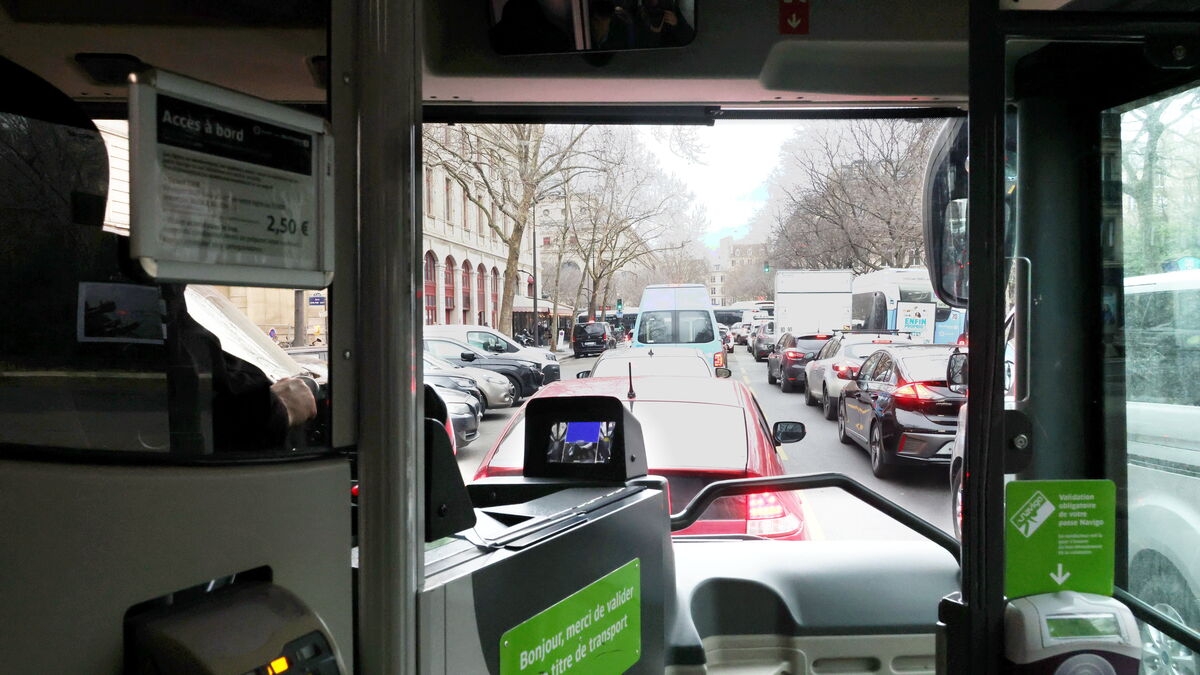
top-left (576, 370), bottom-right (590, 378)
top-left (460, 352), bottom-right (477, 362)
top-left (769, 344), bottom-right (777, 353)
top-left (947, 350), bottom-right (968, 393)
top-left (773, 421), bottom-right (806, 445)
top-left (715, 367), bottom-right (732, 379)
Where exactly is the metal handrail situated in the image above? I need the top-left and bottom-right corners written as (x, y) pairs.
top-left (669, 472), bottom-right (960, 561)
top-left (1114, 588), bottom-right (1200, 654)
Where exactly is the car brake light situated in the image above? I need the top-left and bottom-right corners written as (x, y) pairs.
top-left (832, 363), bottom-right (858, 376)
top-left (872, 339), bottom-right (892, 343)
top-left (748, 493), bottom-right (785, 520)
top-left (783, 348), bottom-right (803, 359)
top-left (957, 337), bottom-right (968, 346)
top-left (894, 382), bottom-right (945, 401)
top-left (714, 351), bottom-right (726, 368)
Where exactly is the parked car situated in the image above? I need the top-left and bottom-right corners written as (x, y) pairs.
top-left (425, 324), bottom-right (560, 383)
top-left (837, 345), bottom-right (966, 479)
top-left (473, 376), bottom-right (809, 539)
top-left (424, 354), bottom-right (517, 410)
top-left (804, 331), bottom-right (913, 419)
top-left (423, 337), bottom-right (544, 398)
top-left (572, 321), bottom-right (617, 358)
top-left (432, 384), bottom-right (481, 448)
top-left (765, 332), bottom-right (833, 393)
top-left (579, 346), bottom-right (728, 379)
top-left (750, 320), bottom-right (775, 361)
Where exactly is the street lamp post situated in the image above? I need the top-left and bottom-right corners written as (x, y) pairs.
top-left (531, 203), bottom-right (539, 347)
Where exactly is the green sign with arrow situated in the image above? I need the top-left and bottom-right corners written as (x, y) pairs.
top-left (1005, 480), bottom-right (1116, 599)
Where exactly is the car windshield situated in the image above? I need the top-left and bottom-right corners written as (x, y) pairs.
top-left (591, 358), bottom-right (710, 378)
top-left (901, 353), bottom-right (954, 382)
top-left (638, 310), bottom-right (714, 344)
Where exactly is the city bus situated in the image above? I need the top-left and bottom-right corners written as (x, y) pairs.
top-left (2, 3), bottom-right (1197, 675)
top-left (851, 268), bottom-right (967, 344)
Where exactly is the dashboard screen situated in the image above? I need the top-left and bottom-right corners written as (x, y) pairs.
top-left (546, 421), bottom-right (615, 464)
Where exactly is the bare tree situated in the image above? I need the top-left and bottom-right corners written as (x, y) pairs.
top-left (423, 123), bottom-right (596, 335)
top-left (723, 261), bottom-right (772, 302)
top-left (771, 119), bottom-right (939, 273)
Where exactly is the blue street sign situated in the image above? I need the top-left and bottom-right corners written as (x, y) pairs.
top-left (309, 295), bottom-right (326, 306)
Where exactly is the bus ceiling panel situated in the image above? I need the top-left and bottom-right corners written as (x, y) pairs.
top-left (0, 8), bottom-right (326, 103)
top-left (423, 0), bottom-right (967, 105)
top-left (0, 0), bottom-right (325, 27)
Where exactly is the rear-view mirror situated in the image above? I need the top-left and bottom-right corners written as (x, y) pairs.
top-left (576, 370), bottom-right (590, 378)
top-left (947, 350), bottom-right (968, 392)
top-left (461, 352), bottom-right (477, 362)
top-left (773, 421), bottom-right (806, 445)
top-left (714, 367), bottom-right (731, 379)
top-left (488, 0), bottom-right (697, 56)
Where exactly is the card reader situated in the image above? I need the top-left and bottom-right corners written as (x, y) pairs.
top-left (1005, 592), bottom-right (1141, 674)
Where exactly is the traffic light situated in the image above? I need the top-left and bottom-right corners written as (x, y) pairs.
top-left (616, 298), bottom-right (623, 312)
top-left (763, 260), bottom-right (770, 274)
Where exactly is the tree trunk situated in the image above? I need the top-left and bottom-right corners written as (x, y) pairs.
top-left (549, 250), bottom-right (565, 351)
top-left (599, 276), bottom-right (613, 323)
top-left (499, 237), bottom-right (523, 336)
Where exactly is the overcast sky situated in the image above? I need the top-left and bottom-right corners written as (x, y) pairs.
top-left (638, 120), bottom-right (808, 250)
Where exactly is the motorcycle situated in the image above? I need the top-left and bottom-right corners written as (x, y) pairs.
top-left (515, 330), bottom-right (535, 347)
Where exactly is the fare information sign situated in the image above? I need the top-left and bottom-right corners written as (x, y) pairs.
top-left (1005, 480), bottom-right (1116, 599)
top-left (129, 70), bottom-right (334, 288)
top-left (500, 559), bottom-right (641, 675)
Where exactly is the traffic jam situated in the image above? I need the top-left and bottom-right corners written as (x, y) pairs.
top-left (450, 276), bottom-right (970, 541)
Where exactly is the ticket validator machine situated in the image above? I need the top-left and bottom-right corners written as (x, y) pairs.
top-left (417, 395), bottom-right (674, 674)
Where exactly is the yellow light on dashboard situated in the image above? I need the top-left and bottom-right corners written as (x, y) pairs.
top-left (268, 656), bottom-right (289, 674)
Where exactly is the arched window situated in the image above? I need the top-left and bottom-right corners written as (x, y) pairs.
top-left (477, 263), bottom-right (487, 324)
top-left (423, 251), bottom-right (438, 324)
top-left (527, 275), bottom-right (535, 298)
top-left (444, 256), bottom-right (456, 323)
top-left (461, 260), bottom-right (472, 323)
top-left (491, 267), bottom-right (500, 327)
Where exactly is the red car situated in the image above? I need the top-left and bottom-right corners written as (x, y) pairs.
top-left (472, 375), bottom-right (809, 539)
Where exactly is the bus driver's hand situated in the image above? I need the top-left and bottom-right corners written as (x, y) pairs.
top-left (271, 377), bottom-right (318, 427)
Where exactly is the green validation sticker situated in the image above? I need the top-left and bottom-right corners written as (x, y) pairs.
top-left (500, 558), bottom-right (641, 675)
top-left (1005, 480), bottom-right (1116, 600)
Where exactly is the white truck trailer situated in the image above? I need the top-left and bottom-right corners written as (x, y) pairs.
top-left (773, 269), bottom-right (854, 335)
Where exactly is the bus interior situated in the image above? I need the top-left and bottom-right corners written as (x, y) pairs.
top-left (1, 1), bottom-right (1199, 674)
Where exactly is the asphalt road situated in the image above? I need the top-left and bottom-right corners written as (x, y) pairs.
top-left (457, 344), bottom-right (954, 542)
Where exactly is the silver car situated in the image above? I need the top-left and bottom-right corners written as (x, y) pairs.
top-left (432, 385), bottom-right (480, 448)
top-left (424, 354), bottom-right (517, 409)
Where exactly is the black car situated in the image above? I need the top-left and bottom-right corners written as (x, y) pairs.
top-left (572, 321), bottom-right (617, 357)
top-left (423, 337), bottom-right (544, 398)
top-left (766, 332), bottom-right (833, 393)
top-left (836, 345), bottom-right (966, 479)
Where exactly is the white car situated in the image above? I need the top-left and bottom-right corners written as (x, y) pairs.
top-left (804, 332), bottom-right (912, 420)
top-left (424, 324), bottom-right (560, 383)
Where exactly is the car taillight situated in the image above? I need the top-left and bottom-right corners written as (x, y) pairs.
top-left (748, 493), bottom-right (785, 520)
top-left (714, 351), bottom-right (726, 368)
top-left (894, 382), bottom-right (945, 401)
top-left (745, 492), bottom-right (803, 537)
top-left (957, 337), bottom-right (968, 346)
top-left (832, 363), bottom-right (858, 376)
top-left (872, 339), bottom-right (893, 343)
top-left (783, 348), bottom-right (804, 359)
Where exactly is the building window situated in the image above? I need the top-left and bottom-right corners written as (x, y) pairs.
top-left (444, 256), bottom-right (456, 323)
top-left (461, 260), bottom-right (472, 323)
top-left (462, 191), bottom-right (470, 231)
top-left (444, 178), bottom-right (452, 223)
top-left (527, 275), bottom-right (535, 297)
top-left (542, 236), bottom-right (551, 246)
top-left (426, 170), bottom-right (435, 217)
top-left (423, 251), bottom-right (438, 324)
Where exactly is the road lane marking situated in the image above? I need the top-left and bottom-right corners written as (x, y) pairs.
top-left (801, 497), bottom-right (826, 541)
